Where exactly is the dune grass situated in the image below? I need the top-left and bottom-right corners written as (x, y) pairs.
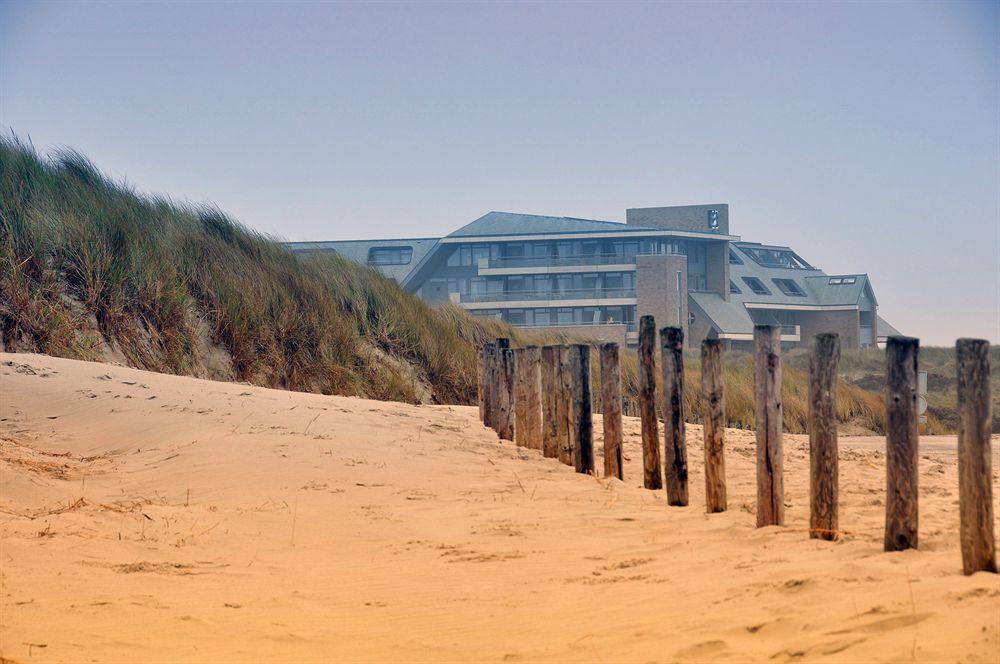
top-left (2, 135), bottom-right (941, 433)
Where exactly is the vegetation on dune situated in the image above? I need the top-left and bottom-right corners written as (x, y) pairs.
top-left (786, 347), bottom-right (997, 433)
top-left (0, 136), bottom-right (953, 433)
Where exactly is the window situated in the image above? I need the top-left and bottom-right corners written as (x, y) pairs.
top-left (503, 243), bottom-right (526, 258)
top-left (368, 246), bottom-right (413, 265)
top-left (472, 245), bottom-right (490, 264)
top-left (739, 246), bottom-right (813, 270)
top-left (507, 309), bottom-right (526, 325)
top-left (533, 309), bottom-right (551, 326)
top-left (557, 308), bottom-right (574, 325)
top-left (532, 243), bottom-right (551, 258)
top-left (829, 276), bottom-right (857, 285)
top-left (730, 280), bottom-right (742, 294)
top-left (664, 239), bottom-right (685, 255)
top-left (506, 276), bottom-right (528, 294)
top-left (772, 278), bottom-right (806, 297)
top-left (742, 277), bottom-right (772, 296)
top-left (728, 249), bottom-right (744, 265)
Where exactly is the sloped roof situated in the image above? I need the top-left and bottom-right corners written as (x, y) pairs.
top-left (803, 274), bottom-right (873, 306)
top-left (285, 238), bottom-right (439, 283)
top-left (447, 211), bottom-right (655, 238)
top-left (690, 292), bottom-right (755, 335)
top-left (877, 315), bottom-right (903, 339)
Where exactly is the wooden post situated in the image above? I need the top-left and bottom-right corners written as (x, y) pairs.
top-left (701, 338), bottom-right (727, 513)
top-left (503, 346), bottom-right (517, 442)
top-left (483, 342), bottom-right (496, 430)
top-left (754, 325), bottom-right (784, 527)
top-left (956, 338), bottom-right (996, 574)
top-left (638, 316), bottom-right (662, 490)
top-left (884, 336), bottom-right (919, 551)
top-left (600, 343), bottom-right (624, 480)
top-left (570, 344), bottom-right (594, 475)
top-left (495, 339), bottom-right (514, 441)
top-left (541, 345), bottom-right (559, 458)
top-left (809, 333), bottom-right (840, 540)
top-left (513, 348), bottom-right (528, 447)
top-left (557, 345), bottom-right (574, 466)
top-left (661, 326), bottom-right (688, 506)
top-left (478, 346), bottom-right (485, 422)
top-left (524, 346), bottom-right (543, 451)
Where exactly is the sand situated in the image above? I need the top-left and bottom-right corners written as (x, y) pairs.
top-left (1, 352), bottom-right (997, 663)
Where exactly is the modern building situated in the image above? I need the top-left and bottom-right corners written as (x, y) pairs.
top-left (288, 204), bottom-right (898, 350)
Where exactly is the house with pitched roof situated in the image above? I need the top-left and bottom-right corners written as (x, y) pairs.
top-left (287, 204), bottom-right (898, 349)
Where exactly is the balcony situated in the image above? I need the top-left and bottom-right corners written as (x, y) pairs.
top-left (513, 320), bottom-right (637, 332)
top-left (459, 287), bottom-right (637, 305)
top-left (484, 253), bottom-right (640, 270)
top-left (780, 325), bottom-right (801, 342)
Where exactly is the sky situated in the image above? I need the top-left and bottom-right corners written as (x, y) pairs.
top-left (1, 1), bottom-right (997, 344)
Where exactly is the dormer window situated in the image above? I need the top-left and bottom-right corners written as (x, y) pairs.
top-left (773, 278), bottom-right (806, 297)
top-left (829, 276), bottom-right (856, 285)
top-left (742, 277), bottom-right (771, 296)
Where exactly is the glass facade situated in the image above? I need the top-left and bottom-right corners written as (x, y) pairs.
top-left (426, 235), bottom-right (726, 333)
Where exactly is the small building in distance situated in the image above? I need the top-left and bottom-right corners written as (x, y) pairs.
top-left (287, 204), bottom-right (898, 350)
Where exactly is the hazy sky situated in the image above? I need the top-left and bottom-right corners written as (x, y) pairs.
top-left (2, 2), bottom-right (997, 344)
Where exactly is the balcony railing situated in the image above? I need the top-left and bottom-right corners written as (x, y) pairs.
top-left (459, 288), bottom-right (637, 304)
top-left (484, 254), bottom-right (640, 269)
top-left (513, 320), bottom-right (637, 332)
top-left (780, 325), bottom-right (801, 339)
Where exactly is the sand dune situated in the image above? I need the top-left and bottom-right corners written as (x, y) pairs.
top-left (0, 353), bottom-right (997, 663)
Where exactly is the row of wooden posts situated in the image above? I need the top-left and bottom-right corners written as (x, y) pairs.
top-left (478, 315), bottom-right (996, 577)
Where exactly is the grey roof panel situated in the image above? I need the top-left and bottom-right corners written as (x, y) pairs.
top-left (690, 292), bottom-right (755, 335)
top-left (876, 315), bottom-right (903, 338)
top-left (447, 211), bottom-right (657, 237)
top-left (285, 238), bottom-right (440, 283)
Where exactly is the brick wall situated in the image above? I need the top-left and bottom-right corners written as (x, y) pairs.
top-left (636, 254), bottom-right (688, 338)
top-left (626, 204), bottom-right (730, 235)
top-left (798, 309), bottom-right (861, 349)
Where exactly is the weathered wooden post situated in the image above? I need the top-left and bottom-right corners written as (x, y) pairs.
top-left (483, 342), bottom-right (496, 430)
top-left (956, 338), bottom-right (996, 574)
top-left (754, 325), bottom-right (784, 527)
top-left (557, 345), bottom-right (574, 466)
top-left (478, 345), bottom-right (486, 422)
top-left (496, 340), bottom-right (515, 441)
top-left (600, 343), bottom-right (624, 480)
top-left (570, 344), bottom-right (594, 475)
top-left (541, 345), bottom-right (559, 458)
top-left (638, 316), bottom-right (662, 490)
top-left (661, 326), bottom-right (688, 506)
top-left (809, 333), bottom-right (840, 540)
top-left (701, 338), bottom-right (727, 513)
top-left (523, 346), bottom-right (543, 450)
top-left (513, 348), bottom-right (529, 447)
top-left (884, 336), bottom-right (919, 551)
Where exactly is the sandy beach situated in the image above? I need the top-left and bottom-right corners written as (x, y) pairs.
top-left (1, 352), bottom-right (997, 663)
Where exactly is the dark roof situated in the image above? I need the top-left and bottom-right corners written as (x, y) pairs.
top-left (447, 211), bottom-right (656, 238)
